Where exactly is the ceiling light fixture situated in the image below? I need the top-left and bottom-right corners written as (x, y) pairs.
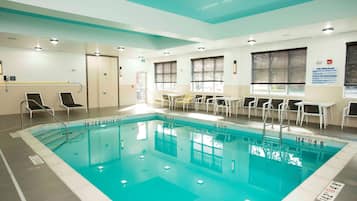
top-left (50, 38), bottom-right (59, 45)
top-left (197, 47), bottom-right (205, 51)
top-left (248, 39), bottom-right (257, 46)
top-left (322, 27), bottom-right (334, 34)
top-left (94, 50), bottom-right (100, 56)
top-left (197, 47), bottom-right (206, 52)
top-left (117, 46), bottom-right (125, 52)
top-left (34, 45), bottom-right (43, 51)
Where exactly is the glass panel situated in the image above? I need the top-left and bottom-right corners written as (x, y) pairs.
top-left (289, 49), bottom-right (306, 83)
top-left (215, 72), bottom-right (223, 81)
top-left (163, 63), bottom-right (171, 73)
top-left (193, 73), bottom-right (202, 81)
top-left (288, 84), bottom-right (305, 96)
top-left (204, 58), bottom-right (214, 72)
top-left (155, 64), bottom-right (163, 73)
top-left (156, 83), bottom-right (163, 90)
top-left (193, 60), bottom-right (203, 72)
top-left (253, 53), bottom-right (269, 69)
top-left (253, 69), bottom-right (269, 83)
top-left (214, 82), bottom-right (224, 93)
top-left (156, 74), bottom-right (163, 83)
top-left (171, 74), bottom-right (176, 83)
top-left (271, 51), bottom-right (288, 83)
top-left (203, 82), bottom-right (214, 92)
top-left (271, 69), bottom-right (288, 83)
top-left (215, 57), bottom-right (224, 72)
top-left (163, 74), bottom-right (171, 82)
top-left (171, 62), bottom-right (177, 73)
top-left (270, 84), bottom-right (287, 95)
top-left (251, 84), bottom-right (269, 94)
top-left (204, 72), bottom-right (214, 80)
top-left (345, 86), bottom-right (357, 98)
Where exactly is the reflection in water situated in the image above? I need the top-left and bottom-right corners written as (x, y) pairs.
top-left (88, 126), bottom-right (121, 166)
top-left (136, 122), bottom-right (148, 140)
top-left (154, 123), bottom-right (177, 157)
top-left (190, 132), bottom-right (223, 172)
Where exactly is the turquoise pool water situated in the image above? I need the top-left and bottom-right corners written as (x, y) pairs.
top-left (32, 115), bottom-right (343, 201)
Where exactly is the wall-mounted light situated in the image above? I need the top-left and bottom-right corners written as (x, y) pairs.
top-left (197, 47), bottom-right (205, 51)
top-left (94, 50), bottom-right (100, 56)
top-left (34, 45), bottom-right (43, 51)
top-left (233, 60), bottom-right (237, 74)
top-left (322, 27), bottom-right (334, 34)
top-left (50, 38), bottom-right (59, 45)
top-left (117, 46), bottom-right (125, 52)
top-left (138, 56), bottom-right (145, 62)
top-left (163, 51), bottom-right (171, 56)
top-left (248, 39), bottom-right (256, 46)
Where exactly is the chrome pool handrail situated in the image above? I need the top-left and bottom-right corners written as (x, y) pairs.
top-left (19, 99), bottom-right (69, 141)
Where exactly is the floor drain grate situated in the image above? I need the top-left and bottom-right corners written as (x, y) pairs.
top-left (28, 155), bottom-right (44, 166)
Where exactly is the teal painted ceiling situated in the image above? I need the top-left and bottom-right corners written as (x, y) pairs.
top-left (129, 0), bottom-right (312, 23)
top-left (0, 7), bottom-right (195, 49)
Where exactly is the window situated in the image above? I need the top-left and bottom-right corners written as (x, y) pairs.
top-left (251, 48), bottom-right (307, 96)
top-left (155, 61), bottom-right (176, 90)
top-left (191, 56), bottom-right (224, 93)
top-left (191, 132), bottom-right (223, 172)
top-left (344, 42), bottom-right (357, 98)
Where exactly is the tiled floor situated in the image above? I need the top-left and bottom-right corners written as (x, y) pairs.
top-left (0, 104), bottom-right (356, 201)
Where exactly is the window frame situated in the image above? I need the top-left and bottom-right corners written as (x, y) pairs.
top-left (154, 61), bottom-right (177, 90)
top-left (344, 42), bottom-right (357, 98)
top-left (251, 47), bottom-right (307, 96)
top-left (191, 56), bottom-right (224, 93)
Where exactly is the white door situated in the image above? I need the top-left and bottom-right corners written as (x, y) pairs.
top-left (87, 55), bottom-right (119, 108)
top-left (136, 72), bottom-right (147, 103)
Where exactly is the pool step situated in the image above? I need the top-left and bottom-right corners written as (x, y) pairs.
top-left (36, 130), bottom-right (64, 142)
top-left (41, 133), bottom-right (67, 145)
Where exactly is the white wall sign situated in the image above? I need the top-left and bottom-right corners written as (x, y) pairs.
top-left (316, 181), bottom-right (345, 201)
top-left (312, 67), bottom-right (337, 84)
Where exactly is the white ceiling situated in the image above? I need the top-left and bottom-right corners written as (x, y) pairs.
top-left (0, 0), bottom-right (357, 59)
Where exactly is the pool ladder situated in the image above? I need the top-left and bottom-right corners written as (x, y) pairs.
top-left (19, 99), bottom-right (70, 142)
top-left (262, 104), bottom-right (290, 141)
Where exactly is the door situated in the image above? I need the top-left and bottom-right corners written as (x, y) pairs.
top-left (136, 72), bottom-right (147, 103)
top-left (87, 55), bottom-right (119, 108)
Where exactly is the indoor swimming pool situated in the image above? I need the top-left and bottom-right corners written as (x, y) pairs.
top-left (30, 114), bottom-right (344, 201)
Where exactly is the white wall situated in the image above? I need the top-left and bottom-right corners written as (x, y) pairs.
top-left (0, 46), bottom-right (145, 115)
top-left (0, 46), bottom-right (86, 84)
top-left (147, 32), bottom-right (357, 127)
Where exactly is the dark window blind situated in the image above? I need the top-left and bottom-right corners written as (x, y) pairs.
top-left (251, 48), bottom-right (307, 85)
top-left (345, 42), bottom-right (357, 86)
top-left (155, 61), bottom-right (177, 84)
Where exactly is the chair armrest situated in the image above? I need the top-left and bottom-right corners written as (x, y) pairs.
top-left (248, 100), bottom-right (256, 107)
top-left (343, 106), bottom-right (349, 116)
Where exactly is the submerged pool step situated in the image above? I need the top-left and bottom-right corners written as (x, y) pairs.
top-left (41, 133), bottom-right (67, 145)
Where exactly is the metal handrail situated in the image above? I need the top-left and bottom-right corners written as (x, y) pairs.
top-left (20, 99), bottom-right (69, 141)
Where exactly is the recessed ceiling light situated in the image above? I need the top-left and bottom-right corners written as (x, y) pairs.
top-left (94, 50), bottom-right (100, 56)
top-left (163, 51), bottom-right (171, 56)
top-left (197, 47), bottom-right (205, 51)
top-left (117, 46), bottom-right (125, 52)
top-left (197, 179), bottom-right (204, 184)
top-left (322, 27), bottom-right (334, 34)
top-left (34, 45), bottom-right (43, 51)
top-left (248, 39), bottom-right (257, 45)
top-left (50, 38), bottom-right (59, 45)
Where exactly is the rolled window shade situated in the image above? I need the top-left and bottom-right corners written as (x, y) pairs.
top-left (345, 42), bottom-right (357, 86)
top-left (251, 48), bottom-right (306, 85)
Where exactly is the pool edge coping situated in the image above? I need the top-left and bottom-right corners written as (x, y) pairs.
top-left (16, 111), bottom-right (357, 201)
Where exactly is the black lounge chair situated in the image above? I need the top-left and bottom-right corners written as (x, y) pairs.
top-left (59, 92), bottom-right (85, 116)
top-left (25, 92), bottom-right (55, 119)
